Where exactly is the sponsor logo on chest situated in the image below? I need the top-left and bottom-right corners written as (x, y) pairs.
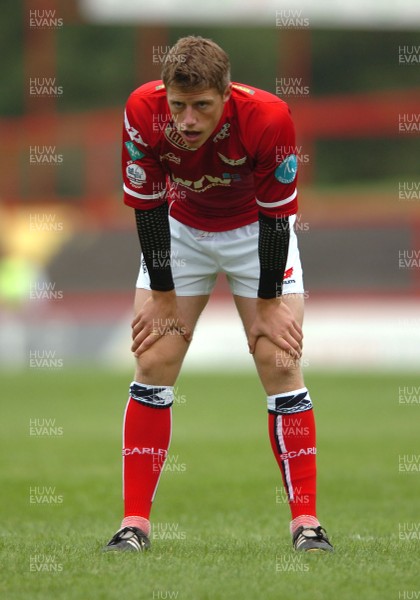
top-left (171, 172), bottom-right (241, 192)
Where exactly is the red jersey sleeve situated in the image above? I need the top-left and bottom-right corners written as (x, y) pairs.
top-left (122, 92), bottom-right (167, 210)
top-left (252, 102), bottom-right (298, 219)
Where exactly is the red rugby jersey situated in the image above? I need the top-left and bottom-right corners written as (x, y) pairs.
top-left (122, 80), bottom-right (298, 232)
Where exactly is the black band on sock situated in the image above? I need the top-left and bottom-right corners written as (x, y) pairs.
top-left (268, 390), bottom-right (313, 415)
top-left (129, 383), bottom-right (173, 409)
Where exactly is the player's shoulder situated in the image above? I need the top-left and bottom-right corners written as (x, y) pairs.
top-left (125, 80), bottom-right (169, 143)
top-left (129, 79), bottom-right (166, 99)
top-left (230, 82), bottom-right (294, 149)
top-left (231, 82), bottom-right (280, 104)
top-left (126, 80), bottom-right (167, 111)
top-left (231, 82), bottom-right (291, 118)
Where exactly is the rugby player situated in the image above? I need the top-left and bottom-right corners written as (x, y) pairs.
top-left (104, 36), bottom-right (333, 553)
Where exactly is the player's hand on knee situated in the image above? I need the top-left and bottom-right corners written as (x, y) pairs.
top-left (248, 298), bottom-right (303, 359)
top-left (131, 291), bottom-right (192, 357)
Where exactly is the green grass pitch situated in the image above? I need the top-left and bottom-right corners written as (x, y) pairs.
top-left (1, 369), bottom-right (419, 599)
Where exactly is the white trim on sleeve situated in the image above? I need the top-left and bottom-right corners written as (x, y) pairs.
top-left (123, 184), bottom-right (167, 200)
top-left (256, 188), bottom-right (297, 209)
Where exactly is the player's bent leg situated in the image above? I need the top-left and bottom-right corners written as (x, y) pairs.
top-left (233, 293), bottom-right (304, 394)
top-left (105, 291), bottom-right (209, 552)
top-left (233, 293), bottom-right (333, 552)
top-left (133, 288), bottom-right (209, 385)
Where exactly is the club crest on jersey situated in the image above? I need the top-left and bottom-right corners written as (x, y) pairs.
top-left (164, 125), bottom-right (197, 151)
top-left (275, 154), bottom-right (297, 184)
top-left (217, 152), bottom-right (247, 167)
top-left (213, 123), bottom-right (231, 142)
top-left (126, 164), bottom-right (146, 187)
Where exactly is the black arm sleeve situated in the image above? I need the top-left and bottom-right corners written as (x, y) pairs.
top-left (134, 205), bottom-right (175, 292)
top-left (257, 212), bottom-right (290, 299)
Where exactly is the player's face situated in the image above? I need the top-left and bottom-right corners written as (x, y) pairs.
top-left (166, 85), bottom-right (232, 148)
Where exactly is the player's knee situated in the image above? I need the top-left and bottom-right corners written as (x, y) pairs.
top-left (256, 341), bottom-right (300, 377)
top-left (273, 348), bottom-right (301, 376)
top-left (136, 349), bottom-right (165, 380)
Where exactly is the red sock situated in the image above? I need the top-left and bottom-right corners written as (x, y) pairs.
top-left (122, 382), bottom-right (173, 521)
top-left (267, 388), bottom-right (317, 520)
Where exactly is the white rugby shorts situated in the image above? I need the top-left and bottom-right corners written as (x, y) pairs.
top-left (136, 215), bottom-right (304, 297)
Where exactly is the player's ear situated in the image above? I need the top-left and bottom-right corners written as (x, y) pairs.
top-left (222, 83), bottom-right (232, 103)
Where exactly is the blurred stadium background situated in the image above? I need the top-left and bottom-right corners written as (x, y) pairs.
top-left (1, 0), bottom-right (420, 372)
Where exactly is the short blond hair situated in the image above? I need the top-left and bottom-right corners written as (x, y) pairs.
top-left (161, 36), bottom-right (231, 95)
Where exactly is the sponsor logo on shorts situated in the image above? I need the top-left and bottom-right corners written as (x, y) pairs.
top-left (275, 154), bottom-right (298, 184)
top-left (126, 164), bottom-right (146, 187)
top-left (283, 266), bottom-right (296, 285)
top-left (141, 257), bottom-right (148, 273)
